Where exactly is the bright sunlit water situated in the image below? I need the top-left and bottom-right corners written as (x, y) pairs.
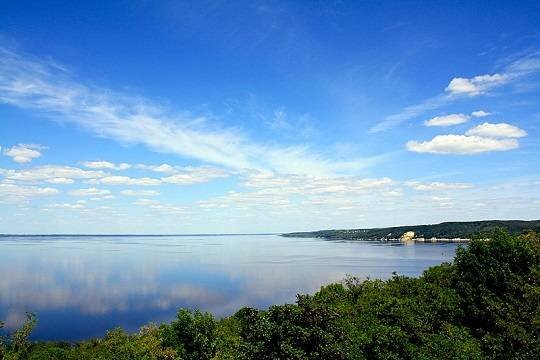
top-left (0, 234), bottom-right (460, 340)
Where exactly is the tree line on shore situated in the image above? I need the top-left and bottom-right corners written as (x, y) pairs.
top-left (1, 229), bottom-right (539, 359)
top-left (282, 219), bottom-right (540, 240)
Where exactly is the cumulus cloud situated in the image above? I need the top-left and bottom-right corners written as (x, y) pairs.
top-left (161, 167), bottom-right (229, 185)
top-left (82, 161), bottom-right (131, 170)
top-left (120, 189), bottom-right (159, 196)
top-left (471, 110), bottom-right (491, 118)
top-left (69, 188), bottom-right (111, 197)
top-left (241, 172), bottom-right (393, 195)
top-left (0, 182), bottom-right (58, 202)
top-left (49, 202), bottom-right (85, 209)
top-left (45, 177), bottom-right (75, 184)
top-left (91, 175), bottom-right (161, 186)
top-left (406, 135), bottom-right (519, 154)
top-left (198, 172), bottom-right (395, 211)
top-left (3, 144), bottom-right (45, 163)
top-left (424, 113), bottom-right (470, 127)
top-left (445, 73), bottom-right (508, 96)
top-left (136, 164), bottom-right (176, 173)
top-left (0, 165), bottom-right (105, 183)
top-left (406, 181), bottom-right (472, 191)
top-left (90, 194), bottom-right (115, 201)
top-left (465, 122), bottom-right (527, 138)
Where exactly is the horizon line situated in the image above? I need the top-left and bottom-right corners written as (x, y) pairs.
top-left (0, 233), bottom-right (282, 237)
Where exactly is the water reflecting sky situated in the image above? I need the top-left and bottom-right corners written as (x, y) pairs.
top-left (0, 235), bottom-right (460, 340)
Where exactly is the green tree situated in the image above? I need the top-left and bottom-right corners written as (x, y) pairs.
top-left (160, 309), bottom-right (216, 360)
top-left (453, 229), bottom-right (540, 359)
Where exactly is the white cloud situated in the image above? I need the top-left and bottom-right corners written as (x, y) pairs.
top-left (120, 189), bottom-right (159, 196)
top-left (406, 181), bottom-right (472, 191)
top-left (369, 94), bottom-right (450, 133)
top-left (3, 144), bottom-right (45, 163)
top-left (241, 172), bottom-right (393, 195)
top-left (431, 196), bottom-right (454, 207)
top-left (136, 164), bottom-right (176, 173)
top-left (445, 73), bottom-right (508, 96)
top-left (382, 190), bottom-right (403, 197)
top-left (407, 135), bottom-right (519, 154)
top-left (90, 195), bottom-right (115, 201)
top-left (82, 161), bottom-right (131, 170)
top-left (0, 47), bottom-right (371, 176)
top-left (49, 202), bottom-right (85, 209)
top-left (1, 165), bottom-right (105, 183)
top-left (266, 109), bottom-right (291, 130)
top-left (424, 113), bottom-right (470, 127)
top-left (134, 164), bottom-right (229, 184)
top-left (471, 110), bottom-right (491, 118)
top-left (69, 188), bottom-right (111, 197)
top-left (465, 122), bottom-right (527, 138)
top-left (0, 182), bottom-right (58, 202)
top-left (133, 198), bottom-right (159, 206)
top-left (133, 198), bottom-right (186, 214)
top-left (93, 176), bottom-right (162, 186)
top-left (45, 177), bottom-right (75, 184)
top-left (370, 52), bottom-right (540, 132)
top-left (161, 167), bottom-right (229, 185)
top-left (197, 172), bottom-right (395, 211)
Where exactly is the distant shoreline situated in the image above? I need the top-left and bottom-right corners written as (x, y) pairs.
top-left (282, 219), bottom-right (540, 241)
top-left (0, 233), bottom-right (280, 237)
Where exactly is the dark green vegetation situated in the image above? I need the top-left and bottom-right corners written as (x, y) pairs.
top-left (1, 230), bottom-right (539, 359)
top-left (282, 219), bottom-right (540, 240)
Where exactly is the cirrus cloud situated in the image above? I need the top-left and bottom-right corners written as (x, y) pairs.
top-left (371, 52), bottom-right (540, 132)
top-left (0, 47), bottom-right (372, 176)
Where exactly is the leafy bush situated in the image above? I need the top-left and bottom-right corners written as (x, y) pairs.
top-left (160, 309), bottom-right (216, 360)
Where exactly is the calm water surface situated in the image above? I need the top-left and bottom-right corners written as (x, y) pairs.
top-left (0, 234), bottom-right (460, 340)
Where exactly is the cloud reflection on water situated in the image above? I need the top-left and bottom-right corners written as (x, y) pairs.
top-left (0, 235), bottom-right (458, 339)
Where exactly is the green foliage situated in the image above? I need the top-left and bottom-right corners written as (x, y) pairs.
top-left (453, 229), bottom-right (540, 359)
top-left (234, 294), bottom-right (345, 359)
top-left (2, 312), bottom-right (37, 360)
top-left (1, 230), bottom-right (538, 359)
top-left (0, 320), bottom-right (5, 359)
top-left (2, 323), bottom-right (178, 360)
top-left (160, 309), bottom-right (216, 360)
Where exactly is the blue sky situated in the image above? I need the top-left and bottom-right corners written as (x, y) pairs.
top-left (1, 1), bottom-right (539, 233)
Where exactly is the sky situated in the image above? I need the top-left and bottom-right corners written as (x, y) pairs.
top-left (0, 0), bottom-right (540, 234)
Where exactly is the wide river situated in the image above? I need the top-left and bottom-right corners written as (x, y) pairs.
top-left (0, 234), bottom-right (460, 340)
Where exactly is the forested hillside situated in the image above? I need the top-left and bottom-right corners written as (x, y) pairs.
top-left (282, 220), bottom-right (540, 240)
